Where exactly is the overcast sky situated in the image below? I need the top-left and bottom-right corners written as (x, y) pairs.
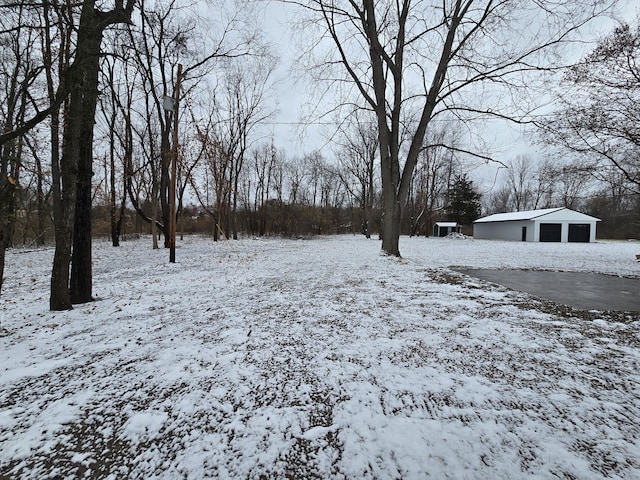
top-left (258, 0), bottom-right (639, 192)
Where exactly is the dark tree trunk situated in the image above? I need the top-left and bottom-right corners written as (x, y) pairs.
top-left (111, 219), bottom-right (121, 247)
top-left (44, 0), bottom-right (72, 310)
top-left (70, 124), bottom-right (97, 302)
top-left (380, 185), bottom-right (401, 256)
top-left (51, 78), bottom-right (80, 310)
top-left (213, 213), bottom-right (219, 241)
top-left (0, 178), bottom-right (18, 297)
top-left (232, 187), bottom-right (239, 240)
top-left (161, 134), bottom-right (171, 248)
top-left (0, 229), bottom-right (6, 298)
top-left (111, 195), bottom-right (126, 247)
top-left (70, 173), bottom-right (94, 303)
top-left (35, 155), bottom-right (48, 246)
top-left (70, 13), bottom-right (103, 304)
top-left (109, 142), bottom-right (121, 246)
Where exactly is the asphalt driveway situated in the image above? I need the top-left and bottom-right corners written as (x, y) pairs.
top-left (456, 269), bottom-right (640, 313)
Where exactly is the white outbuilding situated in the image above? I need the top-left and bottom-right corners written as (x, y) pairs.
top-left (473, 207), bottom-right (601, 243)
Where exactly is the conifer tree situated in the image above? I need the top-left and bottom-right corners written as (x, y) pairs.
top-left (447, 174), bottom-right (481, 227)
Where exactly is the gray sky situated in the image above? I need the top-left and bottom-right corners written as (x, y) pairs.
top-left (259, 0), bottom-right (639, 192)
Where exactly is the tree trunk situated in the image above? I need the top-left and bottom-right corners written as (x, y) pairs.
top-left (35, 155), bottom-right (48, 246)
top-left (108, 83), bottom-right (120, 247)
top-left (43, 0), bottom-right (71, 309)
top-left (50, 105), bottom-right (77, 310)
top-left (380, 184), bottom-right (401, 256)
top-left (161, 133), bottom-right (171, 248)
top-left (0, 34), bottom-right (27, 296)
top-left (110, 182), bottom-right (121, 247)
top-left (232, 187), bottom-right (239, 240)
top-left (111, 210), bottom-right (121, 246)
top-left (213, 211), bottom-right (219, 241)
top-left (70, 14), bottom-right (103, 304)
top-left (179, 201), bottom-right (185, 241)
top-left (70, 148), bottom-right (95, 303)
top-left (0, 230), bottom-right (6, 298)
top-left (0, 178), bottom-right (18, 297)
top-left (151, 187), bottom-right (159, 249)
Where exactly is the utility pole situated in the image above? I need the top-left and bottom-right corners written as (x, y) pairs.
top-left (169, 64), bottom-right (182, 263)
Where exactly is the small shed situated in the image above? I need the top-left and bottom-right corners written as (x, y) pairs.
top-left (473, 207), bottom-right (600, 243)
top-left (433, 222), bottom-right (460, 237)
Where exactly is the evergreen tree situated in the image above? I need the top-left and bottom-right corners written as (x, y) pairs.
top-left (447, 174), bottom-right (481, 226)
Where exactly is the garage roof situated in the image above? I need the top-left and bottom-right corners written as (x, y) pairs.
top-left (434, 222), bottom-right (458, 227)
top-left (475, 207), bottom-right (600, 223)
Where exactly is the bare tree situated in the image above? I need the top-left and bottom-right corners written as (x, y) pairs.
top-left (555, 162), bottom-right (594, 210)
top-left (544, 19), bottom-right (640, 195)
top-left (530, 158), bottom-right (556, 210)
top-left (294, 0), bottom-right (618, 256)
top-left (192, 113), bottom-right (232, 241)
top-left (0, 2), bottom-right (68, 148)
top-left (97, 43), bottom-right (136, 247)
top-left (126, 0), bottom-right (188, 249)
top-left (0, 0), bottom-right (74, 299)
top-left (0, 3), bottom-right (42, 296)
top-left (22, 135), bottom-right (53, 247)
top-left (487, 155), bottom-right (584, 214)
top-left (213, 56), bottom-right (277, 239)
top-left (586, 170), bottom-right (639, 238)
top-left (505, 154), bottom-right (535, 212)
top-left (484, 185), bottom-right (511, 215)
top-left (333, 110), bottom-right (378, 238)
top-left (125, 0), bottom-right (260, 246)
top-left (42, 0), bottom-right (73, 309)
top-left (246, 141), bottom-right (279, 236)
top-left (407, 126), bottom-right (460, 236)
top-left (1, 0), bottom-right (134, 307)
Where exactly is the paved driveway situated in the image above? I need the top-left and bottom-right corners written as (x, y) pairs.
top-left (456, 269), bottom-right (640, 313)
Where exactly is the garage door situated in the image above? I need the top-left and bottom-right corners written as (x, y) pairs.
top-left (568, 223), bottom-right (591, 242)
top-left (539, 223), bottom-right (561, 242)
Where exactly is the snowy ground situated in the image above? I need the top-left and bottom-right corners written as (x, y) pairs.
top-left (1, 235), bottom-right (639, 479)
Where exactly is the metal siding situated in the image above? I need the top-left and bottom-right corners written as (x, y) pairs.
top-left (473, 220), bottom-right (532, 241)
top-left (537, 209), bottom-right (600, 222)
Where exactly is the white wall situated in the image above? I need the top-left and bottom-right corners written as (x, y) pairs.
top-left (473, 220), bottom-right (532, 241)
top-left (533, 213), bottom-right (598, 242)
top-left (533, 220), bottom-right (598, 242)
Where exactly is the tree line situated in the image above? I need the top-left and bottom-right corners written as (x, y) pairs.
top-left (7, 128), bottom-right (483, 242)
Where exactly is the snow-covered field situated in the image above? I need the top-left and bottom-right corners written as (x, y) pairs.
top-left (1, 235), bottom-right (639, 479)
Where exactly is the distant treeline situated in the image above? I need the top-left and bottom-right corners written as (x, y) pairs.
top-left (7, 190), bottom-right (638, 247)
